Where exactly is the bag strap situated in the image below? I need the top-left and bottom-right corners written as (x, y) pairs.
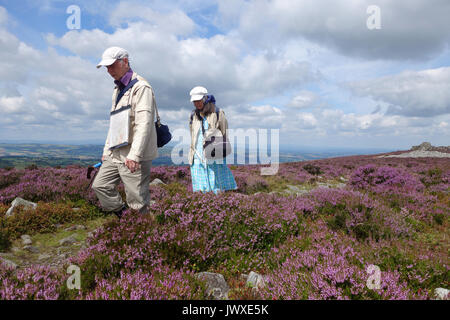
top-left (115, 78), bottom-right (139, 107)
top-left (116, 78), bottom-right (162, 126)
top-left (154, 96), bottom-right (161, 126)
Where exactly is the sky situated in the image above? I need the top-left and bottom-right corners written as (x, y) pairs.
top-left (0, 0), bottom-right (449, 151)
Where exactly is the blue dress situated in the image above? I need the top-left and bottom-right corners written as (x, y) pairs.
top-left (190, 118), bottom-right (237, 194)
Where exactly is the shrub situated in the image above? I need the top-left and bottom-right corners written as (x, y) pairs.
top-left (245, 176), bottom-right (269, 194)
top-left (0, 227), bottom-right (11, 252)
top-left (1, 202), bottom-right (104, 239)
top-left (303, 164), bottom-right (322, 176)
top-left (350, 164), bottom-right (423, 192)
top-left (25, 164), bottom-right (38, 170)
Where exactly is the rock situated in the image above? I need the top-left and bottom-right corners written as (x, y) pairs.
top-left (21, 234), bottom-right (32, 246)
top-left (434, 288), bottom-right (449, 300)
top-left (149, 200), bottom-right (156, 206)
top-left (195, 272), bottom-right (230, 300)
top-left (0, 257), bottom-right (18, 269)
top-left (59, 235), bottom-right (77, 246)
top-left (38, 253), bottom-right (52, 261)
top-left (72, 208), bottom-right (81, 212)
top-left (11, 246), bottom-right (20, 253)
top-left (286, 184), bottom-right (302, 193)
top-left (411, 142), bottom-right (433, 151)
top-left (246, 271), bottom-right (266, 290)
top-left (6, 197), bottom-right (37, 217)
top-left (284, 185), bottom-right (309, 196)
top-left (58, 253), bottom-right (68, 259)
top-left (64, 225), bottom-right (86, 232)
top-left (23, 245), bottom-right (39, 254)
top-left (150, 178), bottom-right (166, 186)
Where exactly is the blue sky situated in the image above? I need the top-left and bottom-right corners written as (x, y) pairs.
top-left (0, 0), bottom-right (449, 150)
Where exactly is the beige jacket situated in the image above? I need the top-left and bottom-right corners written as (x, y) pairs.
top-left (188, 105), bottom-right (228, 165)
top-left (103, 72), bottom-right (158, 163)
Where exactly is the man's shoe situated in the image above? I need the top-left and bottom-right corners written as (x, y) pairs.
top-left (112, 205), bottom-right (127, 219)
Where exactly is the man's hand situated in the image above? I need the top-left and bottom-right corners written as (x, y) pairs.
top-left (125, 158), bottom-right (140, 173)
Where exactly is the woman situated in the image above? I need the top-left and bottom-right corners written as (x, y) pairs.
top-left (188, 86), bottom-right (237, 194)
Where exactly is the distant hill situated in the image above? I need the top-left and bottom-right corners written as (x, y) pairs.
top-left (0, 143), bottom-right (393, 169)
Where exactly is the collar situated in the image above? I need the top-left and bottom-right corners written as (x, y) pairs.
top-left (114, 68), bottom-right (133, 89)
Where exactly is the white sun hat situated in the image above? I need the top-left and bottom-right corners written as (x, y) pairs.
top-left (96, 47), bottom-right (129, 68)
top-left (190, 86), bottom-right (208, 102)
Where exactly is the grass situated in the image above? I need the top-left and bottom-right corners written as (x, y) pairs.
top-left (1, 216), bottom-right (114, 268)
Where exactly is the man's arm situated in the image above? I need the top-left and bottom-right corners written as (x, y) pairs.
top-left (127, 84), bottom-right (154, 163)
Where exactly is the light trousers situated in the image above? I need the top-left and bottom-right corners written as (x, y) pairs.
top-left (92, 156), bottom-right (152, 214)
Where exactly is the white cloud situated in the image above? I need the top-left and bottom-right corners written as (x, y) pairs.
top-left (225, 0), bottom-right (450, 61)
top-left (0, 96), bottom-right (26, 113)
top-left (287, 90), bottom-right (318, 109)
top-left (348, 67), bottom-right (450, 117)
top-left (0, 2), bottom-right (449, 149)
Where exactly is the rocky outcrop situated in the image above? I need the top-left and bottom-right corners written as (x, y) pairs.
top-left (195, 272), bottom-right (230, 300)
top-left (6, 197), bottom-right (37, 217)
top-left (59, 235), bottom-right (78, 246)
top-left (411, 142), bottom-right (433, 151)
top-left (21, 235), bottom-right (32, 246)
top-left (150, 178), bottom-right (166, 186)
top-left (410, 142), bottom-right (450, 153)
top-left (246, 271), bottom-right (267, 291)
top-left (434, 288), bottom-right (449, 300)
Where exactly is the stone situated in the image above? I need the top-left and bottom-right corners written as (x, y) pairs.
top-left (286, 184), bottom-right (302, 193)
top-left (150, 178), bottom-right (166, 186)
top-left (6, 197), bottom-right (37, 217)
top-left (284, 185), bottom-right (310, 196)
top-left (411, 142), bottom-right (433, 151)
top-left (24, 245), bottom-right (39, 254)
top-left (64, 225), bottom-right (86, 232)
top-left (59, 235), bottom-right (77, 246)
top-left (38, 253), bottom-right (52, 261)
top-left (0, 257), bottom-right (18, 269)
top-left (21, 234), bottom-right (32, 246)
top-left (195, 272), bottom-right (230, 300)
top-left (246, 271), bottom-right (266, 290)
top-left (58, 253), bottom-right (68, 259)
top-left (434, 288), bottom-right (449, 300)
top-left (72, 208), bottom-right (81, 212)
top-left (240, 274), bottom-right (249, 282)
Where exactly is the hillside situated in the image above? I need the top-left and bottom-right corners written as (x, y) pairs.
top-left (0, 150), bottom-right (448, 300)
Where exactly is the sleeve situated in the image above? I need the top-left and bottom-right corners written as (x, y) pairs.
top-left (127, 84), bottom-right (154, 162)
top-left (218, 110), bottom-right (228, 138)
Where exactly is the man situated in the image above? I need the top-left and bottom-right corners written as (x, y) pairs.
top-left (92, 46), bottom-right (158, 219)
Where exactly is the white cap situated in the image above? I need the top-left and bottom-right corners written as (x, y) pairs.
top-left (190, 86), bottom-right (208, 102)
top-left (96, 46), bottom-right (129, 68)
